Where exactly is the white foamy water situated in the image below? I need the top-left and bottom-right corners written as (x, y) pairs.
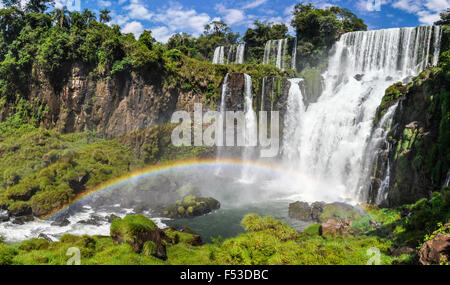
top-left (0, 205), bottom-right (169, 243)
top-left (281, 26), bottom-right (442, 202)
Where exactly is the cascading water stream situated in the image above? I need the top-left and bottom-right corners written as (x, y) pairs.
top-left (282, 78), bottom-right (305, 161)
top-left (213, 46), bottom-right (225, 64)
top-left (215, 73), bottom-right (230, 175)
top-left (264, 39), bottom-right (291, 70)
top-left (281, 26), bottom-right (442, 202)
top-left (240, 74), bottom-right (257, 183)
top-left (213, 44), bottom-right (245, 64)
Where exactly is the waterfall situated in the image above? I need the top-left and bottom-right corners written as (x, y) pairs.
top-left (236, 44), bottom-right (246, 64)
top-left (433, 26), bottom-right (442, 66)
top-left (240, 74), bottom-right (257, 183)
top-left (213, 46), bottom-right (225, 64)
top-left (263, 38), bottom-right (290, 70)
top-left (363, 103), bottom-right (398, 204)
top-left (282, 78), bottom-right (305, 161)
top-left (281, 26), bottom-right (442, 201)
top-left (292, 37), bottom-right (297, 70)
top-left (215, 74), bottom-right (230, 174)
top-left (213, 44), bottom-right (245, 64)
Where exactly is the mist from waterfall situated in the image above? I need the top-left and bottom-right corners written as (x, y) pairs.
top-left (280, 26), bottom-right (442, 202)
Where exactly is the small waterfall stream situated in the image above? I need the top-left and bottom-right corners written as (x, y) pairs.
top-left (213, 44), bottom-right (245, 64)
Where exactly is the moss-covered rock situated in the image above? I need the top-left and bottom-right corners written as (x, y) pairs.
top-left (110, 215), bottom-right (167, 260)
top-left (162, 195), bottom-right (220, 219)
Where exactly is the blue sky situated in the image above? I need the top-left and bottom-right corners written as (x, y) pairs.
top-left (52, 0), bottom-right (448, 41)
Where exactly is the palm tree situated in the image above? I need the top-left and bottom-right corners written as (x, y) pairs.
top-left (82, 9), bottom-right (96, 25)
top-left (50, 6), bottom-right (70, 28)
top-left (99, 9), bottom-right (111, 23)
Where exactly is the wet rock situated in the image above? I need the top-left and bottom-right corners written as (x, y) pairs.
top-left (288, 201), bottom-right (312, 221)
top-left (77, 215), bottom-right (103, 226)
top-left (38, 233), bottom-right (54, 243)
top-left (354, 74), bottom-right (364, 81)
top-left (288, 201), bottom-right (359, 223)
top-left (385, 76), bottom-right (393, 81)
top-left (12, 215), bottom-right (34, 225)
top-left (111, 215), bottom-right (167, 260)
top-left (418, 233), bottom-right (450, 265)
top-left (402, 75), bottom-right (414, 84)
top-left (0, 210), bottom-right (9, 222)
top-left (162, 195), bottom-right (220, 219)
top-left (106, 214), bottom-right (120, 223)
top-left (51, 218), bottom-right (70, 227)
top-left (51, 213), bottom-right (71, 227)
top-left (310, 202), bottom-right (326, 222)
top-left (320, 219), bottom-right (353, 236)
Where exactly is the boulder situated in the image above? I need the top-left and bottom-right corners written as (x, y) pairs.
top-left (288, 201), bottom-right (311, 221)
top-left (354, 74), bottom-right (364, 81)
top-left (162, 195), bottom-right (220, 219)
top-left (77, 215), bottom-right (103, 226)
top-left (111, 215), bottom-right (167, 260)
top-left (320, 219), bottom-right (353, 236)
top-left (51, 218), bottom-right (70, 227)
top-left (38, 233), bottom-right (55, 243)
top-left (106, 214), bottom-right (120, 223)
top-left (418, 233), bottom-right (450, 265)
top-left (288, 201), bottom-right (359, 223)
top-left (12, 215), bottom-right (34, 225)
top-left (164, 226), bottom-right (203, 246)
top-left (0, 210), bottom-right (9, 222)
top-left (389, 246), bottom-right (415, 257)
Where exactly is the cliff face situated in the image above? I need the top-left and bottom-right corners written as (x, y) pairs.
top-left (369, 68), bottom-right (449, 206)
top-left (26, 62), bottom-right (203, 137)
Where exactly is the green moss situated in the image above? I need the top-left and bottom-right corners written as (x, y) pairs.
top-left (303, 224), bottom-right (321, 236)
top-left (111, 214), bottom-right (158, 240)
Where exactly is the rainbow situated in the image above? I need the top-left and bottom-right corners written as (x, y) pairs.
top-left (45, 158), bottom-right (302, 220)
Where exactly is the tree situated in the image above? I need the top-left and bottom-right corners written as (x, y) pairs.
top-left (434, 8), bottom-right (450, 26)
top-left (291, 3), bottom-right (366, 70)
top-left (50, 6), bottom-right (70, 28)
top-left (196, 20), bottom-right (239, 60)
top-left (99, 9), bottom-right (111, 23)
top-left (25, 0), bottom-right (54, 13)
top-left (243, 20), bottom-right (290, 63)
top-left (138, 30), bottom-right (156, 50)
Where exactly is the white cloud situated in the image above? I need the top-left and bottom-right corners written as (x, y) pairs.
top-left (151, 26), bottom-right (172, 43)
top-left (215, 4), bottom-right (247, 25)
top-left (145, 3), bottom-right (212, 42)
top-left (391, 0), bottom-right (449, 25)
top-left (125, 0), bottom-right (153, 20)
top-left (242, 0), bottom-right (268, 9)
top-left (122, 21), bottom-right (144, 37)
top-left (98, 0), bottom-right (112, 7)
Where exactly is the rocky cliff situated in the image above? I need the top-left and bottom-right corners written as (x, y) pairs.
top-left (369, 67), bottom-right (449, 206)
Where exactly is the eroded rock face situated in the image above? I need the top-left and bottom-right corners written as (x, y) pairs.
top-left (368, 69), bottom-right (448, 206)
top-left (28, 62), bottom-right (205, 137)
top-left (418, 233), bottom-right (450, 265)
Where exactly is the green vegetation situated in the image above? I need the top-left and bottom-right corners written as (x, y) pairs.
top-left (243, 21), bottom-right (292, 64)
top-left (291, 4), bottom-right (367, 70)
top-left (0, 213), bottom-right (399, 265)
